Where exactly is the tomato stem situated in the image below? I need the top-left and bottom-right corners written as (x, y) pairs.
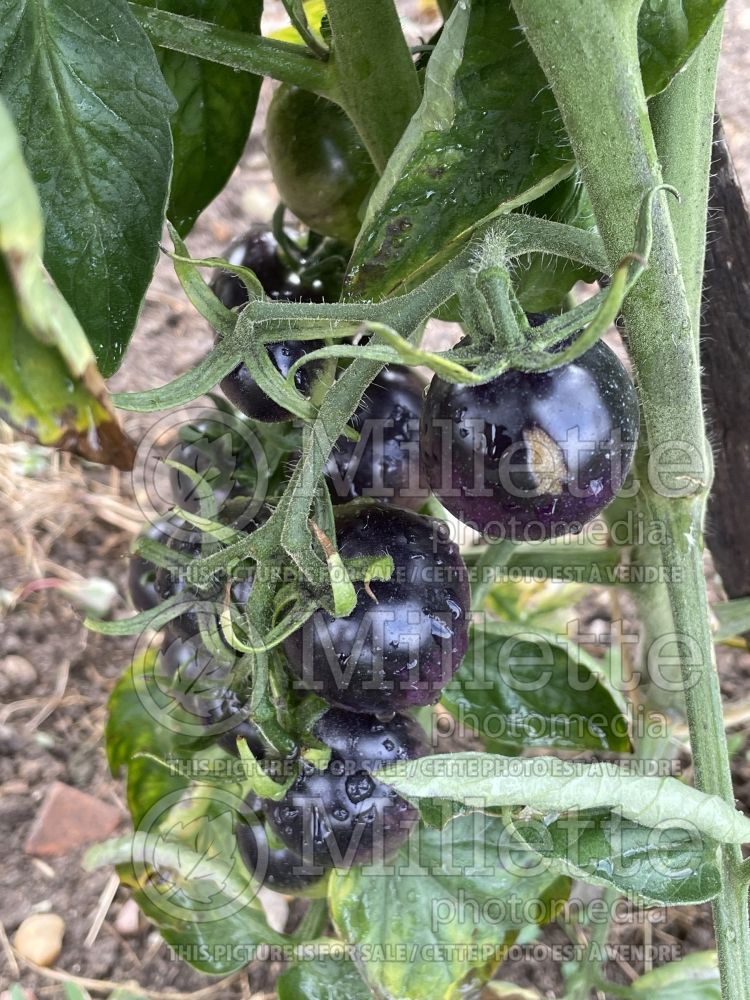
top-left (323, 0), bottom-right (421, 172)
top-left (129, 4), bottom-right (339, 101)
top-left (511, 3), bottom-right (748, 997)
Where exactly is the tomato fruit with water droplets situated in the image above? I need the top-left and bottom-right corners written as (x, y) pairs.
top-left (211, 226), bottom-right (339, 421)
top-left (283, 502), bottom-right (470, 715)
top-left (420, 338), bottom-right (639, 541)
top-left (325, 365), bottom-right (427, 510)
top-left (264, 708), bottom-right (428, 869)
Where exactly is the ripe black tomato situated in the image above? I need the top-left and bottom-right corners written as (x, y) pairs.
top-left (153, 505), bottom-right (263, 643)
top-left (420, 338), bottom-right (640, 540)
top-left (325, 365), bottom-right (427, 511)
top-left (167, 411), bottom-right (259, 513)
top-left (153, 526), bottom-right (223, 642)
top-left (211, 226), bottom-right (334, 421)
top-left (127, 518), bottom-right (174, 612)
top-left (283, 503), bottom-right (470, 715)
top-left (236, 819), bottom-right (328, 894)
top-left (265, 708), bottom-right (428, 869)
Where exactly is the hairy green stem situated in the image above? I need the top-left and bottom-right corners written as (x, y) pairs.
top-left (129, 3), bottom-right (338, 100)
top-left (564, 885), bottom-right (619, 1000)
top-left (649, 16), bottom-right (723, 337)
top-left (323, 0), bottom-right (421, 171)
top-left (511, 3), bottom-right (748, 997)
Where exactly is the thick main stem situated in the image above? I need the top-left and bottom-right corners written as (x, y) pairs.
top-left (324, 0), bottom-right (421, 171)
top-left (511, 3), bottom-right (749, 997)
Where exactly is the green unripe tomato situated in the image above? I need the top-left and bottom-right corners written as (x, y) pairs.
top-left (265, 85), bottom-right (376, 244)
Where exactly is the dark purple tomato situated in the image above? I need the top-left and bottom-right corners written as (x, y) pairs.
top-left (154, 527), bottom-right (223, 641)
top-left (325, 365), bottom-right (427, 511)
top-left (128, 519), bottom-right (175, 612)
top-left (212, 226), bottom-right (333, 308)
top-left (283, 503), bottom-right (470, 715)
top-left (159, 636), bottom-right (267, 757)
top-left (420, 339), bottom-right (640, 541)
top-left (265, 708), bottom-right (427, 869)
top-left (211, 227), bottom-right (334, 422)
top-left (159, 634), bottom-right (230, 714)
top-left (312, 707), bottom-right (430, 767)
top-left (236, 819), bottom-right (327, 893)
top-left (153, 509), bottom-right (260, 643)
top-left (204, 687), bottom-right (267, 759)
top-left (219, 340), bottom-right (322, 424)
top-left (167, 414), bottom-right (254, 513)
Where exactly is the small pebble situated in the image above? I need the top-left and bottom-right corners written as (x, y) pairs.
top-left (13, 912), bottom-right (65, 967)
top-left (114, 897), bottom-right (141, 937)
top-left (0, 655), bottom-right (37, 695)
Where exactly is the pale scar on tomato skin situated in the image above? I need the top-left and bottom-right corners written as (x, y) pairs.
top-left (523, 425), bottom-right (569, 495)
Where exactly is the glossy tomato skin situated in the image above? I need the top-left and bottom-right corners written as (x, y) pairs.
top-left (128, 518), bottom-right (175, 612)
top-left (211, 227), bottom-right (331, 422)
top-left (266, 86), bottom-right (376, 244)
top-left (312, 707), bottom-right (430, 767)
top-left (154, 527), bottom-right (223, 641)
top-left (204, 688), bottom-right (268, 759)
top-left (236, 819), bottom-right (328, 893)
top-left (283, 503), bottom-right (470, 715)
top-left (212, 227), bottom-right (332, 308)
top-left (420, 339), bottom-right (640, 541)
top-left (169, 437), bottom-right (233, 512)
top-left (220, 341), bottom-right (321, 424)
top-left (159, 636), bottom-right (268, 758)
top-left (153, 505), bottom-right (264, 643)
top-left (167, 412), bottom-right (258, 513)
top-left (325, 365), bottom-right (427, 511)
top-left (265, 709), bottom-right (428, 869)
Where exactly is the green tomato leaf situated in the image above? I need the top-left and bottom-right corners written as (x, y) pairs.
top-left (86, 828), bottom-right (284, 975)
top-left (278, 950), bottom-right (373, 1000)
top-left (638, 0), bottom-right (725, 97)
top-left (329, 813), bottom-right (569, 1000)
top-left (515, 809), bottom-right (721, 906)
top-left (101, 653), bottom-right (286, 975)
top-left (377, 753), bottom-right (750, 845)
top-left (348, 0), bottom-right (725, 301)
top-left (106, 651), bottom-right (191, 825)
top-left (630, 950), bottom-right (720, 998)
top-left (0, 100), bottom-right (135, 468)
top-left (441, 623), bottom-right (630, 754)
top-left (0, 0), bottom-right (174, 376)
top-left (711, 596), bottom-right (750, 642)
top-left (347, 0), bottom-right (572, 298)
top-left (412, 789), bottom-right (719, 911)
top-left (136, 0), bottom-right (263, 237)
top-left (0, 266), bottom-right (133, 469)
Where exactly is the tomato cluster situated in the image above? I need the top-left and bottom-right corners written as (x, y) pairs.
top-left (129, 104), bottom-right (639, 892)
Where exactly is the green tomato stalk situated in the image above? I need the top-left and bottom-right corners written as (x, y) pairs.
top-left (511, 2), bottom-right (747, 997)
